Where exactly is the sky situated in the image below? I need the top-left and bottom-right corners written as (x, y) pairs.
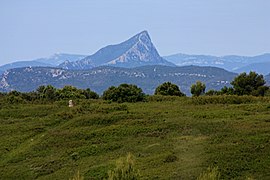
top-left (0, 0), bottom-right (270, 65)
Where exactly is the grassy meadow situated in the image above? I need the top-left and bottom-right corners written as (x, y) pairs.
top-left (1, 96), bottom-right (270, 179)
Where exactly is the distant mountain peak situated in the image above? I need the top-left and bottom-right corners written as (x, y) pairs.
top-left (59, 31), bottom-right (174, 69)
top-left (132, 30), bottom-right (151, 42)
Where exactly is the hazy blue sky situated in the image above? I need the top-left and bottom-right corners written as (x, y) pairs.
top-left (1, 0), bottom-right (270, 65)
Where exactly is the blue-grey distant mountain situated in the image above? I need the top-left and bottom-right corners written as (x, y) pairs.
top-left (163, 53), bottom-right (270, 75)
top-left (0, 65), bottom-right (236, 95)
top-left (266, 74), bottom-right (270, 86)
top-left (234, 62), bottom-right (270, 75)
top-left (0, 61), bottom-right (53, 74)
top-left (59, 31), bottom-right (175, 69)
top-left (0, 53), bottom-right (86, 74)
top-left (35, 53), bottom-right (86, 66)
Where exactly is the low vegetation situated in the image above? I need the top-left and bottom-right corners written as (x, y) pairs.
top-left (197, 166), bottom-right (220, 180)
top-left (1, 94), bottom-right (270, 179)
top-left (108, 153), bottom-right (140, 180)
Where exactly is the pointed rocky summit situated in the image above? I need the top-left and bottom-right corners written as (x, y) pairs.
top-left (59, 31), bottom-right (174, 69)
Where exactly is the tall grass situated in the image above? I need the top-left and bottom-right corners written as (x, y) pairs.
top-left (69, 171), bottom-right (84, 180)
top-left (108, 153), bottom-right (140, 180)
top-left (197, 167), bottom-right (220, 180)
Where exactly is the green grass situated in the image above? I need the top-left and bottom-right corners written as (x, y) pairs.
top-left (0, 96), bottom-right (270, 179)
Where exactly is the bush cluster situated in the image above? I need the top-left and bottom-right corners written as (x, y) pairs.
top-left (154, 82), bottom-right (185, 97)
top-left (102, 84), bottom-right (145, 103)
top-left (0, 85), bottom-right (99, 103)
top-left (205, 71), bottom-right (269, 97)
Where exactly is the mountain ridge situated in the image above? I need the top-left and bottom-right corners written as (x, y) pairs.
top-left (0, 53), bottom-right (86, 74)
top-left (0, 65), bottom-right (236, 95)
top-left (164, 53), bottom-right (270, 75)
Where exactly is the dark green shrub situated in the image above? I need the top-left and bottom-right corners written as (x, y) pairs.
top-left (35, 85), bottom-right (99, 101)
top-left (231, 71), bottom-right (268, 96)
top-left (43, 85), bottom-right (57, 101)
top-left (6, 95), bottom-right (25, 104)
top-left (6, 91), bottom-right (25, 104)
top-left (81, 88), bottom-right (99, 99)
top-left (220, 86), bottom-right (234, 95)
top-left (205, 89), bottom-right (219, 96)
top-left (57, 86), bottom-right (84, 99)
top-left (154, 82), bottom-right (185, 96)
top-left (265, 88), bottom-right (270, 96)
top-left (191, 81), bottom-right (206, 97)
top-left (102, 84), bottom-right (145, 103)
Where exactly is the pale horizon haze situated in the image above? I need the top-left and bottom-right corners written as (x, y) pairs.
top-left (0, 0), bottom-right (270, 65)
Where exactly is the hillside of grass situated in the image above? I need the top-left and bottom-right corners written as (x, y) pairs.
top-left (1, 96), bottom-right (270, 179)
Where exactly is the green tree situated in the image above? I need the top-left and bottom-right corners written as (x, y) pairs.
top-left (43, 85), bottom-right (57, 101)
top-left (220, 86), bottom-right (234, 95)
top-left (21, 91), bottom-right (39, 101)
top-left (57, 86), bottom-right (84, 99)
top-left (7, 90), bottom-right (24, 104)
top-left (231, 71), bottom-right (268, 96)
top-left (191, 81), bottom-right (206, 96)
top-left (36, 85), bottom-right (46, 94)
top-left (0, 92), bottom-right (6, 98)
top-left (205, 89), bottom-right (218, 96)
top-left (55, 86), bottom-right (99, 100)
top-left (154, 82), bottom-right (185, 96)
top-left (102, 84), bottom-right (145, 103)
top-left (36, 85), bottom-right (56, 100)
top-left (265, 88), bottom-right (270, 97)
top-left (81, 88), bottom-right (99, 99)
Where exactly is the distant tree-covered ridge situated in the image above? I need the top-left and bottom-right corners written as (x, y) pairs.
top-left (0, 65), bottom-right (236, 95)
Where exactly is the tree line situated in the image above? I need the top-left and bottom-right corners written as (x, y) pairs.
top-left (0, 71), bottom-right (269, 103)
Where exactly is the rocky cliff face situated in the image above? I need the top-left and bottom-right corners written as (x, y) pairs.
top-left (59, 31), bottom-right (174, 69)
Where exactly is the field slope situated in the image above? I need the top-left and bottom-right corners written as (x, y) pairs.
top-left (1, 96), bottom-right (270, 179)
